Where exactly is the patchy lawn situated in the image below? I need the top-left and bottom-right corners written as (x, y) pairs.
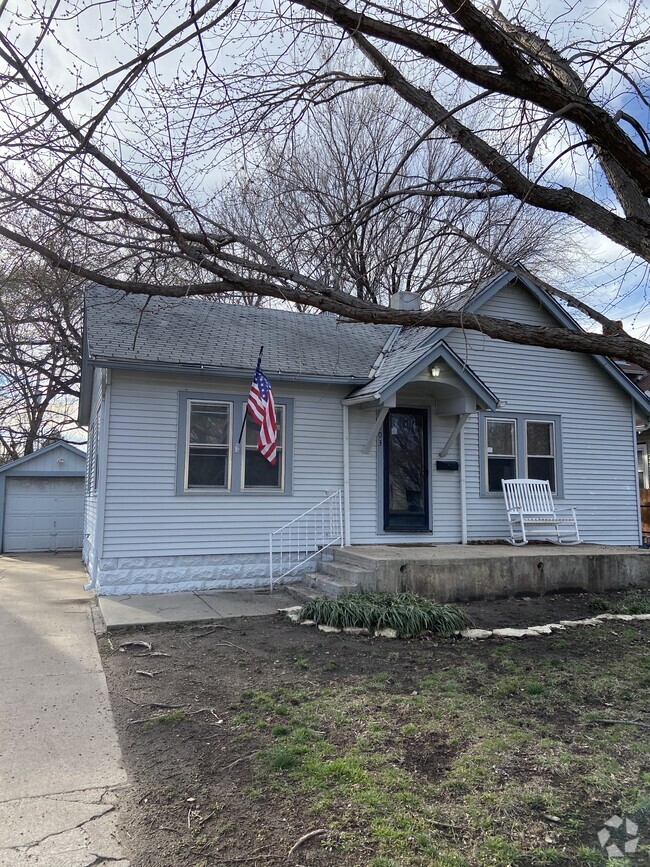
top-left (100, 594), bottom-right (650, 867)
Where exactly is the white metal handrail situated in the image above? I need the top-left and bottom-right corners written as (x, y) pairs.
top-left (269, 490), bottom-right (344, 591)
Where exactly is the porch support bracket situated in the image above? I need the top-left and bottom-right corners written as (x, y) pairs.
top-left (439, 413), bottom-right (470, 458)
top-left (363, 406), bottom-right (390, 454)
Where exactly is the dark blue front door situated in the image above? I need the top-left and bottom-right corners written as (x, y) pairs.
top-left (383, 409), bottom-right (429, 532)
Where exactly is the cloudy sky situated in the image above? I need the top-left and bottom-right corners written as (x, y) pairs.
top-left (3, 0), bottom-right (649, 337)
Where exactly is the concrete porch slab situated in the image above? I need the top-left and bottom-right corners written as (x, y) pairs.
top-left (334, 543), bottom-right (650, 602)
top-left (98, 588), bottom-right (298, 628)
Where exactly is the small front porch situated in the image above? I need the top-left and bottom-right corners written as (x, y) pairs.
top-left (302, 543), bottom-right (650, 604)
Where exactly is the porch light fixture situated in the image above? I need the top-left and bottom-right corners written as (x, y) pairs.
top-left (430, 365), bottom-right (441, 378)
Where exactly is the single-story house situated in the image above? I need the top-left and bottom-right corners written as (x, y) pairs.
top-left (79, 271), bottom-right (650, 595)
top-left (0, 441), bottom-right (86, 553)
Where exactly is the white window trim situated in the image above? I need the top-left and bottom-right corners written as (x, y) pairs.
top-left (525, 419), bottom-right (557, 493)
top-left (242, 403), bottom-right (286, 491)
top-left (176, 391), bottom-right (294, 496)
top-left (86, 411), bottom-right (100, 495)
top-left (638, 443), bottom-right (649, 489)
top-left (479, 412), bottom-right (563, 497)
top-left (485, 417), bottom-right (517, 492)
top-left (184, 399), bottom-right (233, 491)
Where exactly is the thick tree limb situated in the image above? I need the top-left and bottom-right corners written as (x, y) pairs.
top-left (2, 220), bottom-right (649, 368)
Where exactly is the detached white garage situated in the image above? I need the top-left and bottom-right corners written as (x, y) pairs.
top-left (0, 442), bottom-right (86, 553)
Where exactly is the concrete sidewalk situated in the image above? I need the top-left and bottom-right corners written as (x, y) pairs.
top-left (98, 587), bottom-right (298, 628)
top-left (0, 553), bottom-right (130, 866)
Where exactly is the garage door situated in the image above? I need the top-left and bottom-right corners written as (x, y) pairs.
top-left (3, 477), bottom-right (84, 552)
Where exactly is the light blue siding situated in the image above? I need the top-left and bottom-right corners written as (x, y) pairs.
top-left (82, 368), bottom-right (104, 572)
top-left (9, 444), bottom-right (86, 474)
top-left (100, 371), bottom-right (347, 558)
top-left (348, 404), bottom-right (462, 543)
top-left (89, 278), bottom-right (641, 583)
top-left (445, 283), bottom-right (640, 545)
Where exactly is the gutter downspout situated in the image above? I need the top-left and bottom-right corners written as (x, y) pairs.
top-left (343, 403), bottom-right (351, 547)
top-left (460, 417), bottom-right (468, 545)
top-left (84, 370), bottom-right (111, 591)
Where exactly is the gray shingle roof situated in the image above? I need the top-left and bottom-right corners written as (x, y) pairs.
top-left (348, 326), bottom-right (431, 400)
top-left (85, 286), bottom-right (394, 381)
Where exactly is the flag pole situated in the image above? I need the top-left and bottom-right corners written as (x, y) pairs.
top-left (235, 345), bottom-right (264, 451)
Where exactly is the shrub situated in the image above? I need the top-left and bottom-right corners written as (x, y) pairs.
top-left (299, 592), bottom-right (471, 638)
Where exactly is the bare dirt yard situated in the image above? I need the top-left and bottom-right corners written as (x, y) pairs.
top-left (100, 591), bottom-right (650, 867)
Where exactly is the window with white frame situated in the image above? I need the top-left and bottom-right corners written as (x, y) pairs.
top-left (186, 401), bottom-right (232, 489)
top-left (486, 418), bottom-right (517, 493)
top-left (525, 420), bottom-right (556, 491)
top-left (243, 405), bottom-right (285, 489)
top-left (638, 443), bottom-right (649, 490)
top-left (482, 413), bottom-right (561, 495)
top-left (86, 411), bottom-right (99, 495)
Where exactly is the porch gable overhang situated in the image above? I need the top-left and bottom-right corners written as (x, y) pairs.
top-left (343, 340), bottom-right (500, 411)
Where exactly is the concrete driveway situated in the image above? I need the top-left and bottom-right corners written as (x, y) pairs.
top-left (0, 553), bottom-right (130, 866)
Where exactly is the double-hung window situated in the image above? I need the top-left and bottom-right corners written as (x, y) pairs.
top-left (525, 420), bottom-right (556, 490)
top-left (243, 405), bottom-right (285, 490)
top-left (481, 413), bottom-right (561, 495)
top-left (486, 419), bottom-right (517, 493)
top-left (178, 392), bottom-right (292, 494)
top-left (186, 401), bottom-right (232, 489)
top-left (638, 444), bottom-right (649, 490)
top-left (86, 410), bottom-right (100, 495)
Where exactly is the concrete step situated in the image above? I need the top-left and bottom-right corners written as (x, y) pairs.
top-left (283, 582), bottom-right (321, 605)
top-left (332, 547), bottom-right (382, 569)
top-left (319, 560), bottom-right (376, 591)
top-left (305, 571), bottom-right (357, 599)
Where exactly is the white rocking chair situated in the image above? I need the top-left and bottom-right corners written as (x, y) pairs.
top-left (501, 479), bottom-right (581, 546)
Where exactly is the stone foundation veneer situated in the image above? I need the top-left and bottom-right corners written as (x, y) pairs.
top-left (95, 553), bottom-right (296, 595)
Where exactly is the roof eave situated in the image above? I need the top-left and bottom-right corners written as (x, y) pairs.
top-left (86, 356), bottom-right (369, 386)
top-left (0, 441), bottom-right (86, 475)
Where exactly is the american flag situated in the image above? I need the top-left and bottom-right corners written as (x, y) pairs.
top-left (247, 361), bottom-right (277, 464)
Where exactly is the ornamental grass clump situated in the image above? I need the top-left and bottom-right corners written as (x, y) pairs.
top-left (299, 592), bottom-right (471, 638)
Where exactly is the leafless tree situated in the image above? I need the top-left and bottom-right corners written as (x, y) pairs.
top-left (0, 256), bottom-right (82, 461)
top-left (0, 0), bottom-right (649, 366)
top-left (218, 88), bottom-right (575, 307)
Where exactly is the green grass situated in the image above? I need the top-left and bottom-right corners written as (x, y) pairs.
top-left (231, 627), bottom-right (650, 866)
top-left (299, 592), bottom-right (471, 637)
top-left (589, 592), bottom-right (650, 615)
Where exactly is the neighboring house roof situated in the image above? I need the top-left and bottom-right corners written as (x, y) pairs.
top-left (0, 441), bottom-right (86, 476)
top-left (84, 285), bottom-right (393, 382)
top-left (80, 272), bottom-right (650, 422)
